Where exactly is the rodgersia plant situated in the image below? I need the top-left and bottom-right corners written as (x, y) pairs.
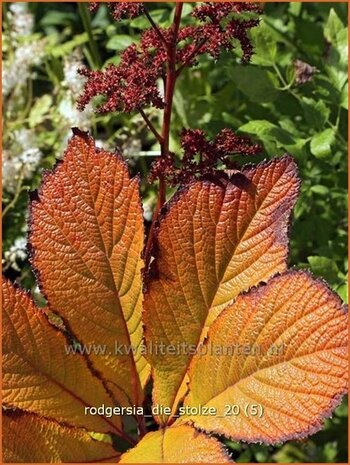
top-left (3, 3), bottom-right (347, 463)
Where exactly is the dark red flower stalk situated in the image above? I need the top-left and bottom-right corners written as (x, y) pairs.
top-left (78, 2), bottom-right (263, 269)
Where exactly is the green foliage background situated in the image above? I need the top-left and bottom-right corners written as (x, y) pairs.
top-left (2, 2), bottom-right (348, 462)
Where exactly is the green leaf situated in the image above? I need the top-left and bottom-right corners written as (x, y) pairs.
top-left (29, 95), bottom-right (53, 128)
top-left (229, 66), bottom-right (278, 103)
top-left (335, 397), bottom-right (348, 417)
top-left (131, 9), bottom-right (170, 28)
top-left (324, 9), bottom-right (348, 91)
top-left (300, 97), bottom-right (330, 130)
top-left (325, 64), bottom-right (347, 93)
top-left (173, 89), bottom-right (189, 127)
top-left (310, 128), bottom-right (336, 159)
top-left (340, 84), bottom-right (348, 109)
top-left (239, 119), bottom-right (305, 157)
top-left (335, 282), bottom-right (348, 303)
top-left (273, 444), bottom-right (307, 463)
top-left (294, 17), bottom-right (324, 55)
top-left (40, 11), bottom-right (76, 27)
top-left (236, 449), bottom-right (252, 463)
top-left (239, 120), bottom-right (276, 137)
top-left (288, 3), bottom-right (302, 17)
top-left (307, 256), bottom-right (339, 282)
top-left (251, 444), bottom-right (270, 463)
top-left (48, 32), bottom-right (89, 58)
top-left (310, 185), bottom-right (330, 196)
top-left (104, 56), bottom-right (121, 66)
top-left (106, 35), bottom-right (135, 51)
top-left (250, 21), bottom-right (277, 66)
top-left (322, 442), bottom-right (338, 462)
top-left (325, 9), bottom-right (347, 58)
top-left (180, 3), bottom-right (194, 17)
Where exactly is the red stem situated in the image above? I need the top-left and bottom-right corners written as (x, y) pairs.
top-left (144, 8), bottom-right (168, 46)
top-left (139, 108), bottom-right (163, 145)
top-left (176, 37), bottom-right (207, 77)
top-left (144, 3), bottom-right (183, 270)
top-left (162, 3), bottom-right (182, 157)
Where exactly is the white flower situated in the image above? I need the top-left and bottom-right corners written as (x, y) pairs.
top-left (63, 50), bottom-right (87, 95)
top-left (3, 41), bottom-right (45, 97)
top-left (2, 150), bottom-right (20, 192)
top-left (53, 49), bottom-right (94, 157)
top-left (14, 128), bottom-right (36, 149)
top-left (2, 129), bottom-right (42, 192)
top-left (122, 138), bottom-right (142, 159)
top-left (20, 148), bottom-right (42, 179)
top-left (142, 201), bottom-right (153, 222)
top-left (8, 3), bottom-right (34, 38)
top-left (3, 236), bottom-right (28, 271)
top-left (58, 97), bottom-right (93, 130)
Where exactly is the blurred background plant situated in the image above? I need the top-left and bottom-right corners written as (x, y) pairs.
top-left (2, 2), bottom-right (348, 462)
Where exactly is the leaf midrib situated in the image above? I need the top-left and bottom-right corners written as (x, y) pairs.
top-left (75, 150), bottom-right (142, 406)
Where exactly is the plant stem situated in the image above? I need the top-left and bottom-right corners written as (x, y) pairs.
top-left (78, 3), bottom-right (102, 69)
top-left (2, 173), bottom-right (26, 218)
top-left (273, 64), bottom-right (346, 146)
top-left (22, 79), bottom-right (33, 120)
top-left (160, 2), bottom-right (183, 190)
top-left (162, 3), bottom-right (183, 156)
top-left (139, 108), bottom-right (164, 144)
top-left (176, 37), bottom-right (206, 77)
top-left (264, 17), bottom-right (305, 57)
top-left (144, 8), bottom-right (168, 46)
top-left (144, 3), bottom-right (183, 270)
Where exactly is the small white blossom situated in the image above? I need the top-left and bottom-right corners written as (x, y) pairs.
top-left (3, 236), bottom-right (27, 272)
top-left (58, 97), bottom-right (93, 131)
top-left (55, 49), bottom-right (94, 158)
top-left (3, 3), bottom-right (44, 97)
top-left (8, 3), bottom-right (34, 39)
top-left (142, 201), bottom-right (153, 222)
top-left (3, 41), bottom-right (45, 97)
top-left (63, 49), bottom-right (87, 95)
top-left (21, 148), bottom-right (42, 179)
top-left (2, 129), bottom-right (42, 192)
top-left (2, 150), bottom-right (20, 192)
top-left (14, 128), bottom-right (36, 149)
top-left (122, 138), bottom-right (142, 159)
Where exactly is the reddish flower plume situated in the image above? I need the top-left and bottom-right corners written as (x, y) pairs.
top-left (149, 128), bottom-right (262, 185)
top-left (89, 2), bottom-right (144, 21)
top-left (191, 2), bottom-right (261, 62)
top-left (214, 128), bottom-right (262, 156)
top-left (78, 2), bottom-right (260, 115)
top-left (77, 40), bottom-right (165, 113)
top-left (192, 2), bottom-right (261, 22)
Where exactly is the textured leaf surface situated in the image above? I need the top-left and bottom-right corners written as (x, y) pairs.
top-left (184, 271), bottom-right (348, 444)
top-left (144, 156), bottom-right (300, 422)
top-left (29, 133), bottom-right (148, 407)
top-left (3, 411), bottom-right (119, 463)
top-left (119, 425), bottom-right (232, 463)
top-left (2, 279), bottom-right (122, 435)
